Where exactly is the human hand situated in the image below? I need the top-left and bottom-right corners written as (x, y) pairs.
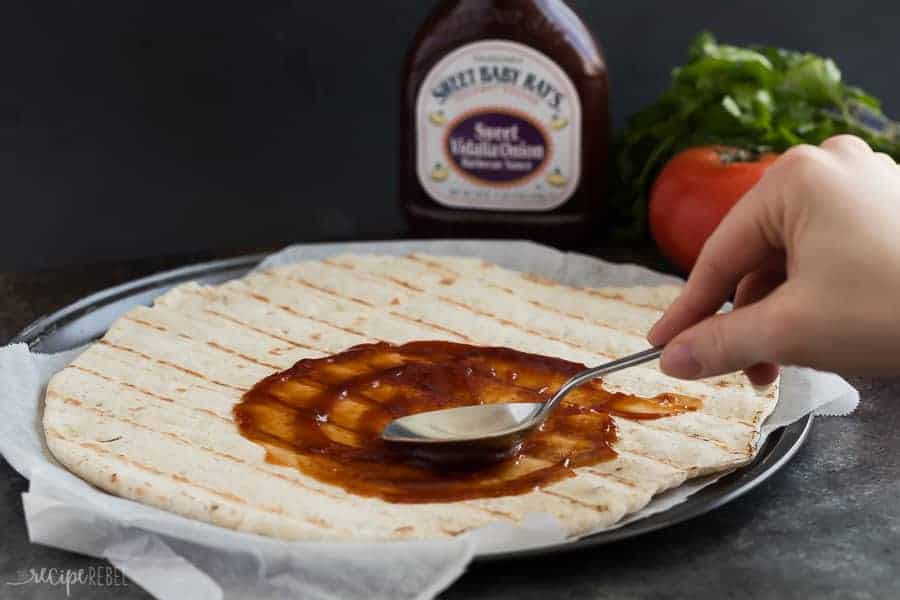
top-left (647, 135), bottom-right (900, 384)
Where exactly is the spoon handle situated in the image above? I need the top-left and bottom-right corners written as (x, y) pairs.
top-left (539, 347), bottom-right (664, 418)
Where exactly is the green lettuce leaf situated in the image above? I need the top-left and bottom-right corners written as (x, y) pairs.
top-left (614, 32), bottom-right (900, 237)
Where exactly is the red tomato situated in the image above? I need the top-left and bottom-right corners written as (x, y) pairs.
top-left (649, 146), bottom-right (779, 273)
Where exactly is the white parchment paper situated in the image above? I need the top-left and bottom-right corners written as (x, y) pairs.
top-left (0, 240), bottom-right (859, 600)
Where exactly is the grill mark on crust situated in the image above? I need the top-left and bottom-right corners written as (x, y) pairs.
top-left (525, 296), bottom-right (645, 335)
top-left (610, 450), bottom-right (694, 479)
top-left (472, 506), bottom-right (517, 520)
top-left (539, 489), bottom-right (612, 513)
top-left (322, 257), bottom-right (356, 270)
top-left (45, 427), bottom-right (330, 525)
top-left (62, 366), bottom-right (234, 423)
top-left (373, 273), bottom-right (426, 293)
top-left (205, 340), bottom-right (283, 370)
top-left (68, 366), bottom-right (173, 403)
top-left (272, 271), bottom-right (376, 307)
top-left (583, 288), bottom-right (671, 310)
top-left (98, 339), bottom-right (249, 392)
top-left (124, 316), bottom-right (284, 371)
top-left (608, 446), bottom-right (687, 471)
top-left (581, 470), bottom-right (645, 491)
top-left (226, 276), bottom-right (385, 342)
top-left (635, 419), bottom-right (746, 453)
top-left (390, 313), bottom-right (472, 341)
top-left (201, 306), bottom-right (325, 353)
top-left (48, 400), bottom-right (517, 526)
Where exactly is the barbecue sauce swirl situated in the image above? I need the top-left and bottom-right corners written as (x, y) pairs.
top-left (235, 341), bottom-right (700, 503)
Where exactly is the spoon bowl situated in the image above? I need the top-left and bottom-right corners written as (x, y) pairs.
top-left (382, 402), bottom-right (542, 469)
top-left (381, 347), bottom-right (663, 467)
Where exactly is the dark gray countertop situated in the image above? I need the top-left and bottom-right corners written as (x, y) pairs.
top-left (1, 251), bottom-right (898, 599)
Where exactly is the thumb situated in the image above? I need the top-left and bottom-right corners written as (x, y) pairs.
top-left (658, 291), bottom-right (783, 380)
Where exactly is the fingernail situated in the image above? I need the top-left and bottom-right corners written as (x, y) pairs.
top-left (661, 344), bottom-right (702, 379)
top-left (646, 320), bottom-right (663, 345)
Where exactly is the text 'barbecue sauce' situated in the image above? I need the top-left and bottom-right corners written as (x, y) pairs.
top-left (399, 0), bottom-right (610, 245)
top-left (234, 341), bottom-right (700, 503)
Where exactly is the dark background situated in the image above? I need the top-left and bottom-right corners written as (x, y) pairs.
top-left (3, 1), bottom-right (898, 271)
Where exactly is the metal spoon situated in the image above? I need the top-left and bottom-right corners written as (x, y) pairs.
top-left (381, 347), bottom-right (663, 466)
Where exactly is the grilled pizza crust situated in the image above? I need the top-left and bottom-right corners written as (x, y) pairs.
top-left (42, 254), bottom-right (778, 541)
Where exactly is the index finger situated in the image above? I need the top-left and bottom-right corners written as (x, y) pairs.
top-left (648, 170), bottom-right (786, 346)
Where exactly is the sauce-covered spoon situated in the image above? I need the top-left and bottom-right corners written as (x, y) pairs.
top-left (381, 347), bottom-right (663, 465)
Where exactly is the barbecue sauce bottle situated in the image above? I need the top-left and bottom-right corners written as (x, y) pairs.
top-left (399, 0), bottom-right (610, 245)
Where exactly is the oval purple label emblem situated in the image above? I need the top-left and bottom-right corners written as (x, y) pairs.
top-left (445, 111), bottom-right (550, 185)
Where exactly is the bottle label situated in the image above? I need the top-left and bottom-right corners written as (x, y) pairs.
top-left (416, 40), bottom-right (582, 211)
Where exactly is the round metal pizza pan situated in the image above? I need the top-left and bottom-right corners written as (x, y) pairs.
top-left (11, 253), bottom-right (811, 561)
